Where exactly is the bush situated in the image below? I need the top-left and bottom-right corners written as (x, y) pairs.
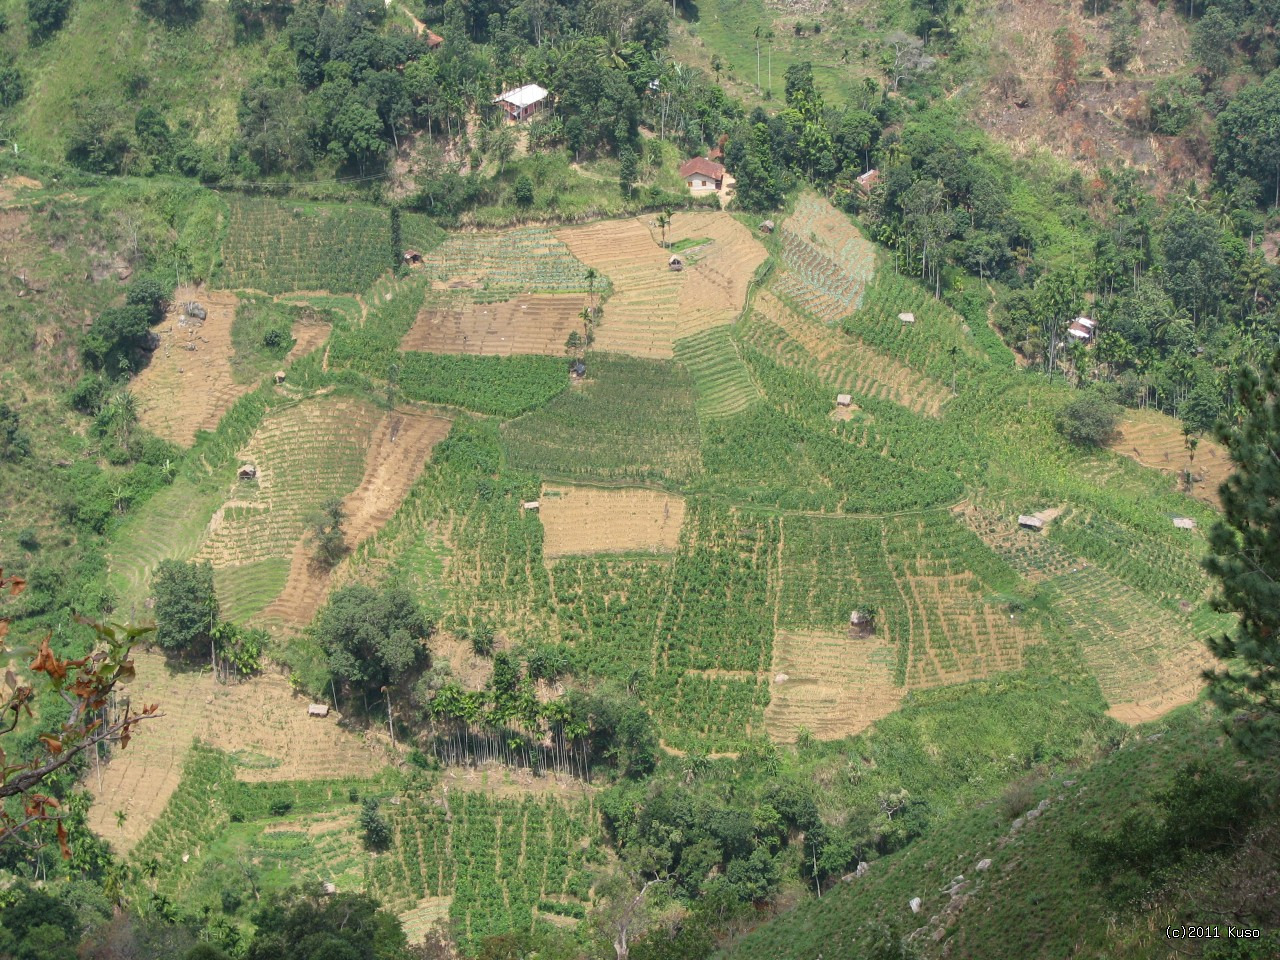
top-left (125, 275), bottom-right (172, 324)
top-left (514, 174), bottom-right (534, 208)
top-left (268, 798), bottom-right (293, 817)
top-left (26, 0), bottom-right (71, 40)
top-left (1054, 393), bottom-right (1119, 447)
top-left (0, 61), bottom-right (23, 108)
top-left (358, 798), bottom-right (390, 849)
top-left (151, 559), bottom-right (219, 656)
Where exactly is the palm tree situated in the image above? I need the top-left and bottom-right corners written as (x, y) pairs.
top-left (656, 212), bottom-right (670, 248)
top-left (585, 267), bottom-right (599, 314)
top-left (754, 26), bottom-right (762, 90)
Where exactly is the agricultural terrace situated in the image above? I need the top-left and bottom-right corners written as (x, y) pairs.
top-left (424, 227), bottom-right (595, 293)
top-left (370, 788), bottom-right (602, 952)
top-left (502, 354), bottom-right (702, 487)
top-left (132, 288), bottom-right (324, 446)
top-left (195, 394), bottom-right (383, 569)
top-left (552, 504), bottom-right (778, 752)
top-left (764, 630), bottom-right (904, 742)
top-left (325, 275), bottom-right (570, 417)
top-left (219, 196), bottom-right (443, 294)
top-left (555, 212), bottom-right (765, 358)
top-left (127, 743), bottom-right (396, 913)
top-left (957, 503), bottom-right (1219, 722)
top-left (777, 512), bottom-right (1040, 691)
top-left (400, 292), bottom-right (588, 355)
top-left (698, 394), bottom-right (962, 514)
top-left (774, 193), bottom-right (876, 324)
top-left (88, 652), bottom-right (391, 854)
top-left (539, 485), bottom-right (687, 559)
top-left (230, 296), bottom-right (333, 384)
top-left (672, 325), bottom-right (761, 419)
top-left (745, 289), bottom-right (951, 417)
top-left (1111, 407), bottom-right (1232, 507)
top-left (261, 409), bottom-right (452, 628)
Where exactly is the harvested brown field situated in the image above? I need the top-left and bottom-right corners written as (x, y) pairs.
top-left (540, 485), bottom-right (686, 559)
top-left (555, 212), bottom-right (765, 358)
top-left (748, 290), bottom-right (950, 417)
top-left (87, 651), bottom-right (392, 854)
top-left (1111, 408), bottom-right (1231, 508)
top-left (133, 287), bottom-right (328, 446)
top-left (764, 631), bottom-right (904, 742)
top-left (400, 293), bottom-right (588, 355)
top-left (259, 408), bottom-right (452, 628)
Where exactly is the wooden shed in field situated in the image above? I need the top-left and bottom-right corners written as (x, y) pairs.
top-left (274, 370), bottom-right (286, 385)
top-left (522, 500), bottom-right (540, 512)
top-left (1018, 515), bottom-right (1044, 531)
top-left (836, 394), bottom-right (853, 407)
top-left (238, 463), bottom-right (257, 480)
top-left (308, 703), bottom-right (330, 717)
top-left (899, 312), bottom-right (915, 324)
top-left (1173, 516), bottom-right (1197, 530)
top-left (759, 219), bottom-right (775, 234)
top-left (668, 255), bottom-right (684, 272)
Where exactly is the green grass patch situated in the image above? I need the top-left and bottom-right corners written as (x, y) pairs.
top-left (213, 557), bottom-right (290, 622)
top-left (229, 296), bottom-right (298, 384)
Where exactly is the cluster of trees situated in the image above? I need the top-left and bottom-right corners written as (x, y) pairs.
top-left (0, 883), bottom-right (415, 960)
top-left (151, 559), bottom-right (266, 680)
top-left (729, 63), bottom-right (890, 211)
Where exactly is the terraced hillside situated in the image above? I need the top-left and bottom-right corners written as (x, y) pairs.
top-left (555, 211), bottom-right (765, 358)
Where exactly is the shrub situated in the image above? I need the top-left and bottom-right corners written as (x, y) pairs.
top-left (1054, 393), bottom-right (1119, 447)
top-left (514, 174), bottom-right (534, 208)
top-left (359, 798), bottom-right (391, 849)
top-left (268, 798), bottom-right (293, 817)
top-left (26, 0), bottom-right (71, 40)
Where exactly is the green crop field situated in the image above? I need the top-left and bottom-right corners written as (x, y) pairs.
top-left (219, 196), bottom-right (444, 294)
top-left (130, 743), bottom-right (398, 912)
top-left (673, 325), bottom-right (761, 419)
top-left (502, 353), bottom-right (703, 486)
top-left (369, 788), bottom-right (603, 953)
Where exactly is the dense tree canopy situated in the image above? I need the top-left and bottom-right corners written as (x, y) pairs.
top-left (313, 583), bottom-right (430, 701)
top-left (151, 560), bottom-right (219, 656)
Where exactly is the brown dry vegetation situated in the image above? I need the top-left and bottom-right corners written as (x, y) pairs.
top-left (764, 630), bottom-right (904, 742)
top-left (399, 293), bottom-right (587, 355)
top-left (87, 651), bottom-right (392, 854)
top-left (974, 0), bottom-right (1200, 184)
top-left (555, 212), bottom-right (765, 358)
top-left (539, 485), bottom-right (687, 559)
top-left (133, 287), bottom-right (329, 446)
top-left (1110, 408), bottom-right (1231, 508)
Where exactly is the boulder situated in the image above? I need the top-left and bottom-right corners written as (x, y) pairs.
top-left (184, 302), bottom-right (207, 320)
top-left (855, 861), bottom-right (870, 878)
top-left (910, 897), bottom-right (923, 914)
top-left (976, 859), bottom-right (992, 872)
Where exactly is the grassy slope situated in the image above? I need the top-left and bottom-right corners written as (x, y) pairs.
top-left (718, 706), bottom-right (1275, 960)
top-left (3, 0), bottom-right (266, 162)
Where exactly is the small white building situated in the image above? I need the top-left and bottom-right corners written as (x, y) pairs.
top-left (1173, 516), bottom-right (1197, 530)
top-left (521, 500), bottom-right (541, 512)
top-left (494, 84), bottom-right (548, 122)
top-left (1018, 515), bottom-right (1044, 531)
top-left (1067, 317), bottom-right (1096, 341)
top-left (679, 157), bottom-right (725, 193)
top-left (307, 703), bottom-right (330, 718)
top-left (836, 394), bottom-right (853, 407)
top-left (899, 312), bottom-right (915, 324)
